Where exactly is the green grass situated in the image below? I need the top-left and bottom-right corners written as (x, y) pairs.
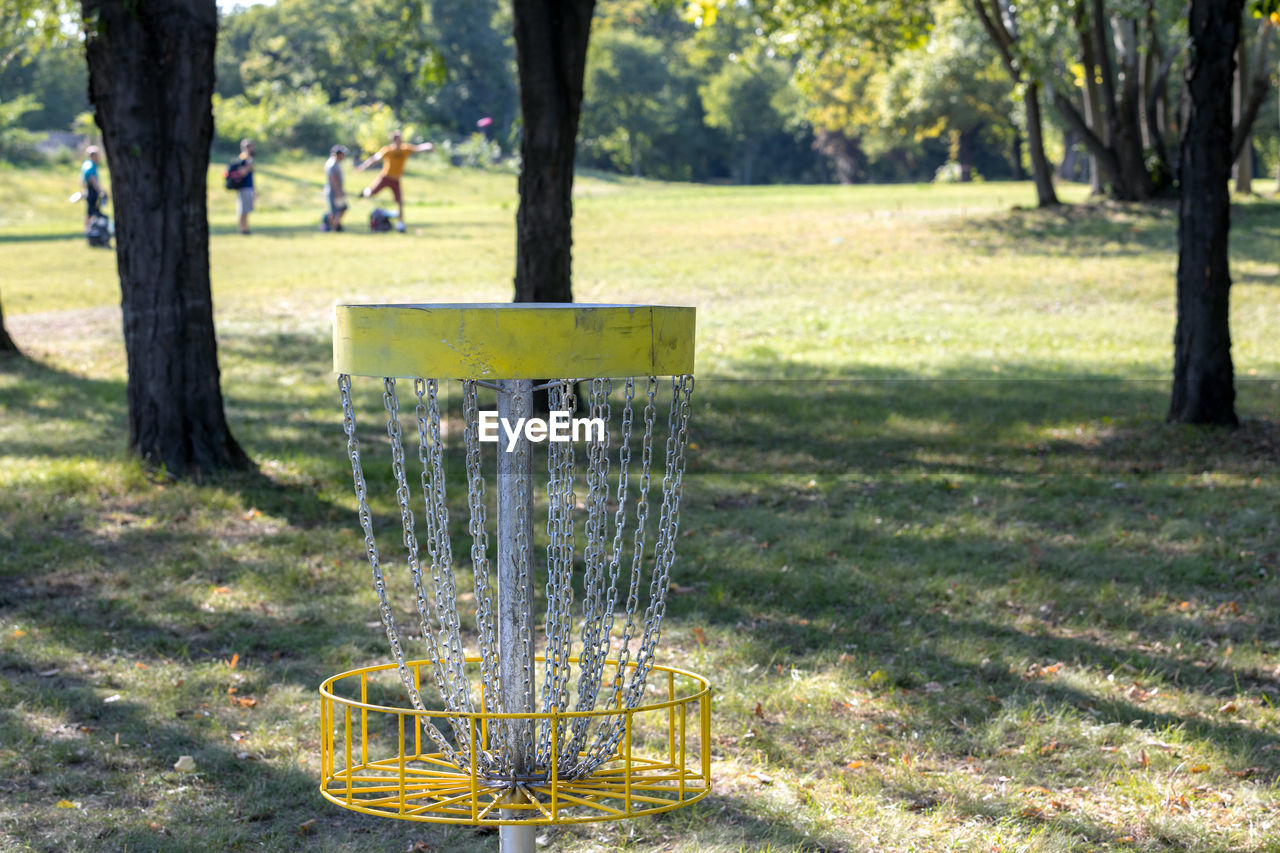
top-left (2, 157), bottom-right (1280, 851)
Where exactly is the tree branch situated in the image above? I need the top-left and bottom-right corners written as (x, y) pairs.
top-left (1232, 20), bottom-right (1274, 162)
top-left (1049, 84), bottom-right (1119, 182)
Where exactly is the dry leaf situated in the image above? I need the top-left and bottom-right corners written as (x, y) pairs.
top-left (1218, 702), bottom-right (1239, 714)
top-left (1188, 763), bottom-right (1209, 773)
top-left (845, 760), bottom-right (866, 770)
top-left (212, 586), bottom-right (231, 594)
top-left (754, 702), bottom-right (763, 718)
top-left (298, 819), bottom-right (316, 835)
top-left (692, 627), bottom-right (706, 645)
top-left (1228, 767), bottom-right (1261, 779)
top-left (55, 799), bottom-right (79, 809)
top-left (1140, 749), bottom-right (1149, 769)
top-left (232, 696), bottom-right (258, 708)
top-left (229, 653), bottom-right (239, 670)
top-left (173, 755), bottom-right (197, 772)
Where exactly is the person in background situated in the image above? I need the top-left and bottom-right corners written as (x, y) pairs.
top-left (355, 129), bottom-right (434, 231)
top-left (230, 138), bottom-right (256, 235)
top-left (81, 146), bottom-right (106, 228)
top-left (323, 145), bottom-right (348, 232)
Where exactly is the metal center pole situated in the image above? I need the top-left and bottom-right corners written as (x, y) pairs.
top-left (497, 379), bottom-right (537, 853)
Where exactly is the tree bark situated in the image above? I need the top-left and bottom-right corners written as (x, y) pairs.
top-left (0, 298), bottom-right (20, 358)
top-left (1169, 0), bottom-right (1243, 427)
top-left (1233, 37), bottom-right (1253, 194)
top-left (84, 0), bottom-right (250, 476)
top-left (511, 0), bottom-right (597, 304)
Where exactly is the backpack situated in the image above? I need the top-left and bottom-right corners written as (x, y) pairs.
top-left (224, 159), bottom-right (245, 190)
top-left (86, 214), bottom-right (112, 248)
top-left (369, 208), bottom-right (394, 232)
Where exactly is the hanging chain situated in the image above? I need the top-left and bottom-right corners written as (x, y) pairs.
top-left (341, 370), bottom-right (693, 783)
top-left (338, 374), bottom-right (461, 766)
top-left (538, 380), bottom-right (576, 765)
top-left (413, 380), bottom-right (478, 756)
top-left (464, 382), bottom-right (503, 740)
top-left (579, 374), bottom-right (692, 775)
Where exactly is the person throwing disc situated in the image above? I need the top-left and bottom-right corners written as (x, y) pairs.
top-left (355, 130), bottom-right (433, 230)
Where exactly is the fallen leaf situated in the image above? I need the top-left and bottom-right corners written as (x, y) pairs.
top-left (9, 629), bottom-right (26, 638)
top-left (1188, 764), bottom-right (1209, 774)
top-left (1140, 750), bottom-right (1149, 769)
top-left (173, 755), bottom-right (197, 772)
top-left (243, 508), bottom-right (261, 520)
top-left (754, 702), bottom-right (763, 718)
top-left (1218, 702), bottom-right (1239, 714)
top-left (692, 627), bottom-right (706, 645)
top-left (212, 586), bottom-right (231, 594)
top-left (845, 760), bottom-right (866, 770)
top-left (55, 799), bottom-right (79, 809)
top-left (230, 732), bottom-right (248, 743)
top-left (229, 653), bottom-right (239, 670)
top-left (1228, 767), bottom-right (1262, 779)
top-left (232, 696), bottom-right (258, 708)
top-left (298, 819), bottom-right (316, 835)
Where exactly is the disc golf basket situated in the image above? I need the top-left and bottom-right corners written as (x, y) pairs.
top-left (319, 304), bottom-right (711, 851)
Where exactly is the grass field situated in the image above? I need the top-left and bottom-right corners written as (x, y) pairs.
top-left (2, 156), bottom-right (1280, 852)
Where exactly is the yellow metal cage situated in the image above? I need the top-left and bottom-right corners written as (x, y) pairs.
top-left (320, 657), bottom-right (712, 824)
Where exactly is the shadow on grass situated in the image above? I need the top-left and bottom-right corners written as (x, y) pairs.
top-left (4, 335), bottom-right (1280, 849)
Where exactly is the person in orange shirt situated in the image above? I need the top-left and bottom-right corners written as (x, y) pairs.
top-left (355, 130), bottom-right (434, 230)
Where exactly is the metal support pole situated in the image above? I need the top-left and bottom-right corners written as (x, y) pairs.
top-left (497, 379), bottom-right (537, 853)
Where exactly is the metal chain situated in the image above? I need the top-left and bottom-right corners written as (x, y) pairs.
top-left (413, 380), bottom-right (476, 736)
top-left (579, 374), bottom-right (692, 774)
top-left (511, 383), bottom-right (537, 771)
top-left (537, 380), bottom-right (576, 765)
top-left (337, 375), bottom-right (461, 766)
top-left (463, 382), bottom-right (503, 753)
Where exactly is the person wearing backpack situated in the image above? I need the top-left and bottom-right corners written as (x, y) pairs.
top-left (80, 146), bottom-right (106, 229)
top-left (227, 139), bottom-right (256, 235)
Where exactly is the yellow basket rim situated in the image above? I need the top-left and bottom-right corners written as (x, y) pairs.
top-left (320, 656), bottom-right (711, 718)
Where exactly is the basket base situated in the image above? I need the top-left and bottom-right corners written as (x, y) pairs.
top-left (320, 750), bottom-right (710, 825)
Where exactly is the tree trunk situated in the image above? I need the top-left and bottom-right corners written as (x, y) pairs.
top-left (84, 0), bottom-right (250, 477)
top-left (955, 127), bottom-right (978, 182)
top-left (0, 298), bottom-right (19, 358)
top-left (1169, 0), bottom-right (1243, 427)
top-left (511, 0), bottom-right (596, 304)
top-left (1233, 37), bottom-right (1252, 194)
top-left (1024, 83), bottom-right (1059, 205)
top-left (967, 0), bottom-right (1057, 206)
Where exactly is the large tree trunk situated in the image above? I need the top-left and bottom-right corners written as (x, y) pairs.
top-left (0, 298), bottom-right (19, 357)
top-left (1169, 0), bottom-right (1243, 426)
top-left (511, 0), bottom-right (596, 304)
top-left (84, 0), bottom-right (249, 477)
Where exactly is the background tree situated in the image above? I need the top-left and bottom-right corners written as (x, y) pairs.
top-left (512, 0), bottom-right (597, 303)
top-left (581, 29), bottom-right (681, 176)
top-left (1231, 2), bottom-right (1278, 193)
top-left (879, 8), bottom-right (1015, 182)
top-left (1169, 0), bottom-right (1243, 425)
top-left (83, 0), bottom-right (249, 476)
top-left (968, 0), bottom-right (1060, 205)
top-left (1048, 0), bottom-right (1182, 201)
top-left (701, 54), bottom-right (799, 184)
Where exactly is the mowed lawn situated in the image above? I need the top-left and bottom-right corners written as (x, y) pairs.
top-left (2, 157), bottom-right (1280, 852)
